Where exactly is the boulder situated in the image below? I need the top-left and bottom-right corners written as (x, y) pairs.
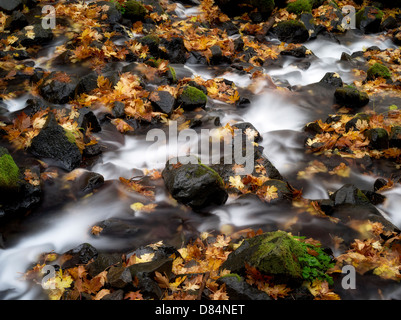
top-left (39, 72), bottom-right (78, 104)
top-left (334, 86), bottom-right (369, 109)
top-left (0, 0), bottom-right (24, 13)
top-left (161, 37), bottom-right (187, 64)
top-left (366, 63), bottom-right (392, 81)
top-left (364, 128), bottom-right (389, 150)
top-left (273, 20), bottom-right (309, 44)
top-left (149, 90), bottom-right (176, 115)
top-left (61, 243), bottom-right (98, 269)
top-left (77, 107), bottom-right (101, 133)
top-left (18, 24), bottom-right (54, 47)
top-left (0, 147), bottom-right (20, 193)
top-left (356, 6), bottom-right (383, 34)
top-left (177, 86), bottom-right (207, 111)
top-left (286, 0), bottom-right (312, 15)
top-left (162, 158), bottom-right (228, 210)
top-left (122, 0), bottom-right (148, 22)
top-left (29, 114), bottom-right (82, 171)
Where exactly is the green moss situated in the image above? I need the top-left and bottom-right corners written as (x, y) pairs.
top-left (367, 63), bottom-right (392, 80)
top-left (220, 273), bottom-right (242, 282)
top-left (0, 152), bottom-right (20, 190)
top-left (122, 0), bottom-right (147, 21)
top-left (168, 66), bottom-right (177, 83)
top-left (181, 86), bottom-right (207, 104)
top-left (287, 0), bottom-right (312, 15)
top-left (64, 129), bottom-right (76, 145)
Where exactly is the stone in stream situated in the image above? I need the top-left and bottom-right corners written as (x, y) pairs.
top-left (0, 0), bottom-right (24, 13)
top-left (356, 6), bottom-right (384, 34)
top-left (29, 114), bottom-right (82, 171)
top-left (18, 24), bottom-right (54, 47)
top-left (4, 10), bottom-right (28, 32)
top-left (162, 157), bottom-right (228, 211)
top-left (148, 90), bottom-right (176, 115)
top-left (217, 274), bottom-right (271, 300)
top-left (39, 72), bottom-right (78, 104)
top-left (177, 86), bottom-right (207, 111)
top-left (334, 85), bottom-right (369, 109)
top-left (272, 20), bottom-right (309, 44)
top-left (214, 0), bottom-right (274, 19)
top-left (77, 107), bottom-right (102, 133)
top-left (366, 63), bottom-right (392, 81)
top-left (364, 128), bottom-right (389, 150)
top-left (61, 243), bottom-right (98, 269)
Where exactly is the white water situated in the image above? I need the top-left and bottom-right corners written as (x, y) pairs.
top-left (1, 30), bottom-right (401, 299)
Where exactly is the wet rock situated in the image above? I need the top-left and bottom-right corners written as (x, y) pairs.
top-left (39, 72), bottom-right (78, 104)
top-left (280, 45), bottom-right (313, 58)
top-left (330, 184), bottom-right (371, 206)
top-left (138, 34), bottom-right (160, 58)
top-left (273, 20), bottom-right (309, 44)
top-left (112, 101), bottom-right (125, 118)
top-left (0, 147), bottom-right (21, 195)
top-left (96, 218), bottom-right (141, 238)
top-left (149, 90), bottom-right (176, 115)
top-left (29, 114), bottom-right (82, 171)
top-left (233, 122), bottom-right (262, 142)
top-left (222, 231), bottom-right (305, 284)
top-left (214, 0), bottom-right (274, 19)
top-left (364, 128), bottom-right (389, 150)
top-left (177, 86), bottom-right (207, 111)
top-left (300, 13), bottom-right (324, 39)
top-left (76, 71), bottom-right (98, 95)
top-left (344, 113), bottom-right (370, 132)
top-left (61, 243), bottom-right (98, 269)
top-left (356, 6), bottom-right (383, 34)
top-left (72, 171), bottom-right (104, 195)
top-left (380, 16), bottom-right (397, 31)
top-left (187, 51), bottom-right (208, 65)
top-left (134, 272), bottom-right (163, 299)
top-left (373, 178), bottom-right (388, 192)
top-left (286, 0), bottom-right (312, 15)
top-left (107, 264), bottom-right (132, 288)
top-left (262, 179), bottom-right (293, 203)
top-left (128, 258), bottom-right (173, 278)
top-left (217, 274), bottom-right (271, 300)
top-left (334, 86), bottom-right (369, 109)
top-left (77, 107), bottom-right (101, 133)
top-left (319, 72), bottom-right (343, 88)
top-left (162, 157), bottom-right (228, 210)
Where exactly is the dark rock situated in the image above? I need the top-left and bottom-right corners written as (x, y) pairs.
top-left (389, 126), bottom-right (401, 148)
top-left (209, 45), bottom-right (224, 65)
top-left (0, 0), bottom-right (23, 13)
top-left (73, 171), bottom-right (104, 195)
top-left (123, 0), bottom-right (148, 22)
top-left (101, 290), bottom-right (124, 300)
top-left (138, 35), bottom-right (160, 58)
top-left (162, 158), bottom-right (228, 210)
top-left (39, 72), bottom-right (78, 104)
top-left (232, 122), bottom-right (262, 142)
top-left (96, 218), bottom-right (141, 238)
top-left (61, 243), bottom-right (98, 269)
top-left (160, 37), bottom-right (187, 64)
top-left (77, 72), bottom-right (98, 95)
top-left (273, 20), bottom-right (309, 44)
top-left (345, 113), bottom-right (370, 132)
top-left (280, 45), bottom-right (313, 58)
top-left (177, 86), bottom-right (207, 110)
top-left (135, 272), bottom-right (163, 299)
top-left (262, 179), bottom-right (293, 203)
top-left (214, 0), bottom-right (274, 19)
top-left (18, 24), bottom-right (53, 47)
top-left (29, 114), bottom-right (82, 171)
top-left (112, 101), bottom-right (125, 118)
top-left (356, 6), bottom-right (383, 34)
top-left (334, 86), bottom-right (369, 109)
top-left (87, 253), bottom-right (122, 277)
top-left (5, 11), bottom-right (28, 31)
top-left (364, 128), bottom-right (389, 150)
top-left (380, 16), bottom-right (397, 30)
top-left (217, 274), bottom-right (271, 300)
top-left (77, 107), bottom-right (101, 133)
top-left (96, 1), bottom-right (122, 24)
top-left (187, 51), bottom-right (208, 65)
top-left (330, 184), bottom-right (371, 206)
top-left (107, 264), bottom-right (132, 288)
top-left (366, 63), bottom-right (392, 81)
top-left (149, 90), bottom-right (176, 115)
top-left (128, 258), bottom-right (173, 279)
top-left (319, 72), bottom-right (343, 88)
top-left (373, 178), bottom-right (388, 192)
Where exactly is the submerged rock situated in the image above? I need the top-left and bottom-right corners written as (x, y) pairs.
top-left (29, 114), bottom-right (82, 171)
top-left (162, 158), bottom-right (228, 210)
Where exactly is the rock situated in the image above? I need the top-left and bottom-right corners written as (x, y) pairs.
top-left (330, 184), bottom-right (371, 206)
top-left (222, 231), bottom-right (306, 284)
top-left (214, 0), bottom-right (274, 19)
top-left (356, 6), bottom-right (383, 34)
top-left (128, 258), bottom-right (173, 279)
top-left (61, 243), bottom-right (98, 269)
top-left (0, 147), bottom-right (20, 194)
top-left (77, 107), bottom-right (101, 133)
top-left (96, 1), bottom-right (122, 24)
top-left (319, 72), bottom-right (343, 88)
top-left (364, 128), bottom-right (389, 150)
top-left (149, 90), bottom-right (176, 115)
top-left (160, 37), bottom-right (187, 64)
top-left (29, 114), bottom-right (82, 171)
top-left (280, 45), bottom-right (313, 58)
top-left (380, 16), bottom-right (397, 30)
top-left (39, 72), bottom-right (78, 104)
top-left (138, 35), bottom-right (160, 58)
top-left (389, 126), bottom-right (401, 148)
top-left (5, 11), bottom-right (28, 31)
top-left (134, 272), bottom-right (163, 299)
top-left (262, 179), bottom-right (293, 203)
top-left (366, 63), bottom-right (392, 81)
top-left (162, 158), bottom-right (228, 210)
top-left (76, 71), bottom-right (98, 95)
top-left (107, 264), bottom-right (132, 288)
top-left (344, 113), bottom-right (370, 132)
top-left (232, 122), bottom-right (262, 142)
top-left (334, 86), bottom-right (369, 109)
top-left (273, 20), bottom-right (309, 44)
top-left (87, 253), bottom-right (122, 277)
top-left (96, 218), bottom-right (141, 238)
top-left (217, 274), bottom-right (271, 300)
top-left (177, 86), bottom-right (207, 111)
top-left (101, 290), bottom-right (124, 300)
top-left (0, 0), bottom-right (23, 13)
top-left (123, 0), bottom-right (148, 22)
top-left (286, 0), bottom-right (312, 15)
top-left (18, 24), bottom-right (54, 47)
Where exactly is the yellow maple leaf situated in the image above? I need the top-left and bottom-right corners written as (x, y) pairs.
top-left (264, 185), bottom-right (279, 202)
top-left (229, 175), bottom-right (245, 190)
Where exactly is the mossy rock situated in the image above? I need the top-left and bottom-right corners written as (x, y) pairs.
top-left (334, 86), bottom-right (369, 109)
top-left (222, 231), bottom-right (305, 284)
top-left (273, 20), bottom-right (309, 44)
top-left (123, 0), bottom-right (148, 21)
top-left (287, 0), bottom-right (312, 15)
top-left (166, 66), bottom-right (177, 84)
top-left (0, 147), bottom-right (20, 191)
top-left (177, 86), bottom-right (207, 110)
top-left (364, 128), bottom-right (389, 150)
top-left (262, 179), bottom-right (293, 203)
top-left (367, 63), bottom-right (392, 81)
top-left (356, 6), bottom-right (383, 34)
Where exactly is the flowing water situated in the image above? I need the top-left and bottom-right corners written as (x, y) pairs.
top-left (1, 5), bottom-right (401, 300)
